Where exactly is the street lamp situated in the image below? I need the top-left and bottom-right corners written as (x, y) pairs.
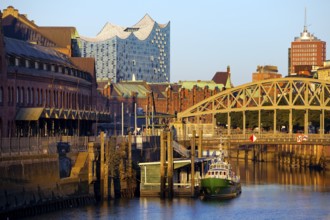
top-left (114, 112), bottom-right (117, 136)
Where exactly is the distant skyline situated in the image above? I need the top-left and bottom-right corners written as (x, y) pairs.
top-left (1, 0), bottom-right (329, 86)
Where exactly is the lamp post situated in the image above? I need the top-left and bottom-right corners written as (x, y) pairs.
top-left (114, 112), bottom-right (117, 136)
top-left (134, 103), bottom-right (137, 135)
top-left (128, 110), bottom-right (131, 134)
top-left (121, 102), bottom-right (124, 136)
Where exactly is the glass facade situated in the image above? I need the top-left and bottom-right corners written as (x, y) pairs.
top-left (78, 16), bottom-right (170, 83)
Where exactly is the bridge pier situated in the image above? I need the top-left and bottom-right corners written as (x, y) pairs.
top-left (245, 148), bottom-right (249, 161)
top-left (224, 141), bottom-right (328, 171)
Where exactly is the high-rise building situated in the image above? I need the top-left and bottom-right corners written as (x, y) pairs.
top-left (79, 14), bottom-right (170, 84)
top-left (288, 11), bottom-right (326, 76)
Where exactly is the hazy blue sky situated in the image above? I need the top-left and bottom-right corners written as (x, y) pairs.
top-left (1, 0), bottom-right (329, 86)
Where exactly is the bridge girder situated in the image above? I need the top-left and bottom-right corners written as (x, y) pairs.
top-left (177, 77), bottom-right (330, 119)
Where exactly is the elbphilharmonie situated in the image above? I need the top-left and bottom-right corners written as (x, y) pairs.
top-left (79, 14), bottom-right (170, 83)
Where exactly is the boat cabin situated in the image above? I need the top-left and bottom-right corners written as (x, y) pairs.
top-left (138, 158), bottom-right (210, 197)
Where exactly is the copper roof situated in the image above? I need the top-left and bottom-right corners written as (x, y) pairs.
top-left (5, 37), bottom-right (73, 66)
top-left (70, 57), bottom-right (95, 77)
top-left (148, 83), bottom-right (171, 98)
top-left (2, 15), bottom-right (57, 47)
top-left (112, 81), bottom-right (150, 98)
top-left (38, 27), bottom-right (78, 48)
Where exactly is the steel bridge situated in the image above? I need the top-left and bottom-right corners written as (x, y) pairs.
top-left (175, 77), bottom-right (330, 144)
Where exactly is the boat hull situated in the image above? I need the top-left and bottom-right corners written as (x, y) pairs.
top-left (200, 178), bottom-right (241, 199)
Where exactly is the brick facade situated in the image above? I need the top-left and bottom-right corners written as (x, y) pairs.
top-left (0, 9), bottom-right (109, 137)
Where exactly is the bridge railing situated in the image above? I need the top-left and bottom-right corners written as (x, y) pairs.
top-left (205, 133), bottom-right (330, 144)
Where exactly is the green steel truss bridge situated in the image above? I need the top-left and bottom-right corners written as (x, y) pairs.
top-left (176, 77), bottom-right (330, 145)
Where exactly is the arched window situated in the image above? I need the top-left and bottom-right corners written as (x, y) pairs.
top-left (40, 89), bottom-right (43, 106)
top-left (59, 91), bottom-right (62, 108)
top-left (11, 87), bottom-right (14, 104)
top-left (0, 87), bottom-right (3, 104)
top-left (73, 93), bottom-right (76, 109)
top-left (16, 87), bottom-right (19, 104)
top-left (66, 92), bottom-right (69, 108)
top-left (48, 90), bottom-right (53, 107)
top-left (53, 90), bottom-right (56, 107)
top-left (31, 88), bottom-right (34, 105)
top-left (27, 88), bottom-right (30, 105)
top-left (36, 89), bottom-right (39, 105)
top-left (20, 87), bottom-right (24, 104)
top-left (45, 90), bottom-right (49, 107)
top-left (7, 87), bottom-right (11, 104)
top-left (0, 118), bottom-right (2, 138)
top-left (0, 56), bottom-right (2, 74)
top-left (63, 92), bottom-right (66, 108)
top-left (56, 91), bottom-right (59, 108)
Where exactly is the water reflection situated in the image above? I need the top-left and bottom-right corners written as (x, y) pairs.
top-left (7, 159), bottom-right (330, 220)
top-left (232, 159), bottom-right (329, 191)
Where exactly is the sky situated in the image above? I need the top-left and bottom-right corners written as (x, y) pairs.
top-left (1, 0), bottom-right (330, 86)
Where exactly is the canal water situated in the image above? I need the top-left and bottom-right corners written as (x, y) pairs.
top-left (26, 160), bottom-right (330, 220)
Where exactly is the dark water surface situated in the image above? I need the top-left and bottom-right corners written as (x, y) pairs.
top-left (27, 161), bottom-right (330, 220)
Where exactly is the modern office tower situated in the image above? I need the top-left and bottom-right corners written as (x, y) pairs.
top-left (288, 11), bottom-right (326, 76)
top-left (79, 14), bottom-right (170, 84)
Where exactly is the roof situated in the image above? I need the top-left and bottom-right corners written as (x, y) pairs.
top-left (179, 80), bottom-right (223, 90)
top-left (294, 25), bottom-right (323, 42)
top-left (70, 57), bottom-right (95, 77)
top-left (138, 158), bottom-right (209, 166)
top-left (16, 107), bottom-right (44, 120)
top-left (3, 6), bottom-right (38, 29)
top-left (38, 26), bottom-right (79, 48)
top-left (112, 81), bottom-right (150, 98)
top-left (212, 72), bottom-right (229, 84)
top-left (148, 83), bottom-right (172, 99)
top-left (2, 14), bottom-right (57, 47)
top-left (80, 14), bottom-right (169, 42)
top-left (5, 37), bottom-right (74, 67)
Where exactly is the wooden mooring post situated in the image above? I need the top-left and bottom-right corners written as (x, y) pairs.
top-left (191, 130), bottom-right (196, 197)
top-left (198, 129), bottom-right (203, 177)
top-left (167, 131), bottom-right (173, 199)
top-left (160, 131), bottom-right (166, 199)
top-left (100, 131), bottom-right (105, 200)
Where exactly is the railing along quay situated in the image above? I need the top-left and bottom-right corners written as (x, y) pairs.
top-left (0, 136), bottom-right (92, 157)
top-left (0, 135), bottom-right (157, 158)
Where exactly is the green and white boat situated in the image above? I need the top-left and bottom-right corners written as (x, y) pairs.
top-left (200, 151), bottom-right (241, 199)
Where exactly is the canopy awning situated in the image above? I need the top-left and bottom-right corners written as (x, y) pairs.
top-left (15, 107), bottom-right (44, 121)
top-left (15, 107), bottom-right (111, 121)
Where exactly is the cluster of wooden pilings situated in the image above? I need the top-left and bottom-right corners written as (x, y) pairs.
top-left (276, 144), bottom-right (327, 169)
top-left (159, 130), bottom-right (203, 198)
top-left (96, 132), bottom-right (136, 200)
